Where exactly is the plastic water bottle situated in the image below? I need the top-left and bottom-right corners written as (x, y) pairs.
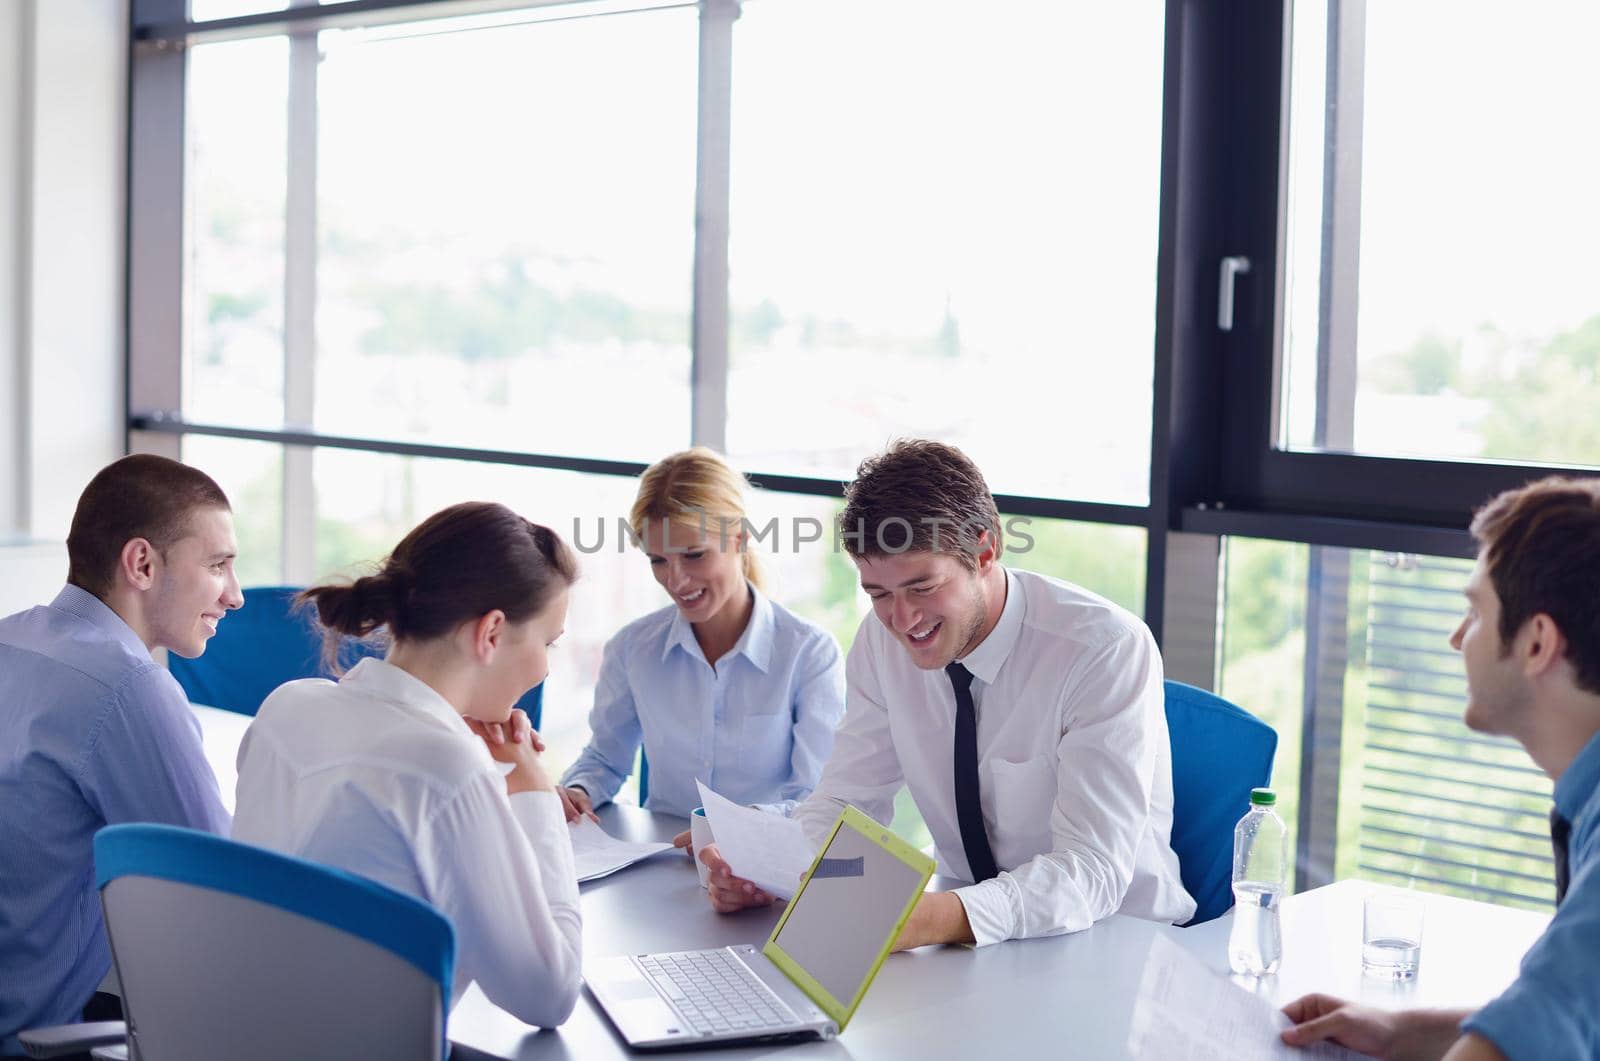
top-left (1227, 787), bottom-right (1287, 976)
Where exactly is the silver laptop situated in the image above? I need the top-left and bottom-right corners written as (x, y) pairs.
top-left (586, 806), bottom-right (934, 1050)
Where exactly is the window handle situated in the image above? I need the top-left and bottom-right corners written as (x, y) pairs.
top-left (1218, 255), bottom-right (1251, 332)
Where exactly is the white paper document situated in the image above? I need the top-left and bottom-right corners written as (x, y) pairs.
top-left (1127, 933), bottom-right (1360, 1060)
top-left (695, 780), bottom-right (815, 901)
top-left (568, 817), bottom-right (675, 884)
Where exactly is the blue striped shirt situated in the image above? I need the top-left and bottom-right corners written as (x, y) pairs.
top-left (0, 586), bottom-right (229, 1051)
top-left (561, 585), bottom-right (844, 818)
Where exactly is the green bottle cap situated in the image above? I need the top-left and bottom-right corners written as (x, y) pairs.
top-left (1250, 788), bottom-right (1276, 807)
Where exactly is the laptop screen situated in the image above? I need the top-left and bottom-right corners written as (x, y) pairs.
top-left (767, 816), bottom-right (927, 1009)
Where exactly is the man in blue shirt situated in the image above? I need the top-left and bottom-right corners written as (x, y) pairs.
top-left (0, 455), bottom-right (240, 1054)
top-left (1281, 476), bottom-right (1600, 1061)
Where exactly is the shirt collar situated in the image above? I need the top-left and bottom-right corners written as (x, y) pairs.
top-left (1555, 727), bottom-right (1600, 825)
top-left (660, 581), bottom-right (774, 673)
top-left (51, 583), bottom-right (153, 662)
top-left (337, 656), bottom-right (480, 742)
top-left (953, 567), bottom-right (1023, 685)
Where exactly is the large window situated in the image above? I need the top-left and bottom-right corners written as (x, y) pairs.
top-left (1280, 1), bottom-right (1600, 466)
top-left (1219, 541), bottom-right (1555, 909)
top-left (130, 0), bottom-right (1600, 912)
top-left (188, 0), bottom-right (288, 19)
top-left (313, 9), bottom-right (697, 460)
top-left (183, 4), bottom-right (698, 459)
top-left (182, 435), bottom-right (284, 589)
top-left (186, 36), bottom-right (287, 428)
top-left (726, 0), bottom-right (1164, 505)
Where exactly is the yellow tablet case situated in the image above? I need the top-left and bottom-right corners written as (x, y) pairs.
top-left (760, 805), bottom-right (935, 1031)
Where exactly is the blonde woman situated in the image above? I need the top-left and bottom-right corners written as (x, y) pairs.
top-left (558, 448), bottom-right (844, 825)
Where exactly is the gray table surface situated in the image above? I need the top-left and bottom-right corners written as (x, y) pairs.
top-left (450, 804), bottom-right (1550, 1061)
top-left (449, 803), bottom-right (1185, 1060)
top-left (188, 710), bottom-right (1550, 1061)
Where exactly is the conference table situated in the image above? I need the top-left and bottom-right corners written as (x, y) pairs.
top-left (445, 807), bottom-right (1550, 1061)
top-left (191, 706), bottom-right (1551, 1060)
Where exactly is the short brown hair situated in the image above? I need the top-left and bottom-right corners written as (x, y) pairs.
top-left (67, 454), bottom-right (232, 598)
top-left (301, 502), bottom-right (578, 656)
top-left (838, 439), bottom-right (1001, 568)
top-left (1470, 475), bottom-right (1600, 694)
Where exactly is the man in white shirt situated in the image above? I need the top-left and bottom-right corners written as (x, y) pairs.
top-left (700, 439), bottom-right (1194, 948)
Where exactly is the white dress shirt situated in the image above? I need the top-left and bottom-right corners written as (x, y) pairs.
top-left (561, 584), bottom-right (844, 818)
top-left (232, 658), bottom-right (582, 1028)
top-left (793, 568), bottom-right (1195, 946)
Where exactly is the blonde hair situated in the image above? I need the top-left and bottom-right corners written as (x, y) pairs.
top-left (630, 447), bottom-right (767, 593)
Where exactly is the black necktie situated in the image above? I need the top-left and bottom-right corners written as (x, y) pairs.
top-left (947, 661), bottom-right (999, 882)
top-left (1551, 808), bottom-right (1572, 907)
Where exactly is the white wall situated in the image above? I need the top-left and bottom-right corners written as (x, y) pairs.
top-left (0, 1), bottom-right (26, 535)
top-left (0, 0), bottom-right (127, 544)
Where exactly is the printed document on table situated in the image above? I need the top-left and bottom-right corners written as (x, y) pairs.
top-left (1127, 933), bottom-right (1359, 1060)
top-left (696, 780), bottom-right (815, 901)
top-left (568, 817), bottom-right (674, 884)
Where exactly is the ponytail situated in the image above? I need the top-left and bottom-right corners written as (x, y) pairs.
top-left (298, 501), bottom-right (578, 671)
top-left (301, 568), bottom-right (411, 640)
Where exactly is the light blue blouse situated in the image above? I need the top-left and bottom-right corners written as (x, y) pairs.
top-left (560, 585), bottom-right (844, 818)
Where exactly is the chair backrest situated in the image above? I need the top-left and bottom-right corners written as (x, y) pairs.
top-left (167, 585), bottom-right (544, 725)
top-left (166, 587), bottom-right (378, 716)
top-left (94, 824), bottom-right (454, 1061)
top-left (1164, 680), bottom-right (1278, 925)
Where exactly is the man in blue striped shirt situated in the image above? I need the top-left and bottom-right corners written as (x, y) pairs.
top-left (0, 455), bottom-right (239, 1055)
top-left (1282, 476), bottom-right (1600, 1061)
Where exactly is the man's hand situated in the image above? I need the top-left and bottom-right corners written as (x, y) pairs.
top-left (1280, 995), bottom-right (1473, 1061)
top-left (891, 891), bottom-right (975, 951)
top-left (698, 843), bottom-right (775, 913)
top-left (557, 785), bottom-right (600, 824)
top-left (672, 829), bottom-right (693, 855)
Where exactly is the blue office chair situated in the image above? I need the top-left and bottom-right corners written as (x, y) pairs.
top-left (1164, 680), bottom-right (1278, 926)
top-left (639, 749), bottom-right (650, 805)
top-left (167, 585), bottom-right (543, 726)
top-left (19, 823), bottom-right (455, 1061)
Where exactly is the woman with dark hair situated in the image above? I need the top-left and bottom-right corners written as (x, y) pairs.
top-left (232, 502), bottom-right (583, 1028)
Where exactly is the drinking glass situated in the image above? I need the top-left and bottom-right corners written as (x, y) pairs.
top-left (1362, 894), bottom-right (1424, 979)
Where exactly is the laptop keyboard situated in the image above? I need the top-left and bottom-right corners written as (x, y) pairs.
top-left (637, 949), bottom-right (801, 1035)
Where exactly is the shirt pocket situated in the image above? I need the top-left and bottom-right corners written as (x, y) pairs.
top-left (981, 754), bottom-right (1057, 854)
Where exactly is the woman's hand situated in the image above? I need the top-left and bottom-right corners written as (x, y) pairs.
top-left (557, 785), bottom-right (600, 824)
top-left (672, 829), bottom-right (693, 856)
top-left (466, 709), bottom-right (552, 794)
top-left (466, 708), bottom-right (545, 757)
